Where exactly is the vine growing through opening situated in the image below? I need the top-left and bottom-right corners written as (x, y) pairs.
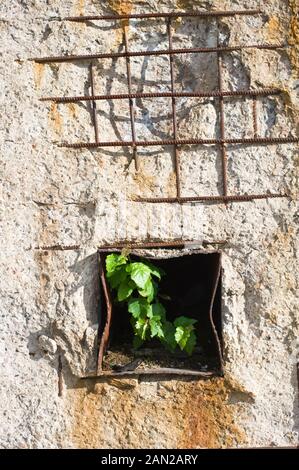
top-left (105, 253), bottom-right (198, 355)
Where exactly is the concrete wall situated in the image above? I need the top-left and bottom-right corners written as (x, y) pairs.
top-left (0, 0), bottom-right (298, 448)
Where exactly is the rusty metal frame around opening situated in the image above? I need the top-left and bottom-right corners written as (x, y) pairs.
top-left (34, 9), bottom-right (299, 204)
top-left (82, 241), bottom-right (224, 379)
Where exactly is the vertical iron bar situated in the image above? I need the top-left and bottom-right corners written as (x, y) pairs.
top-left (253, 95), bottom-right (258, 138)
top-left (123, 26), bottom-right (140, 171)
top-left (97, 253), bottom-right (113, 374)
top-left (89, 62), bottom-right (99, 144)
top-left (217, 26), bottom-right (228, 198)
top-left (167, 17), bottom-right (181, 199)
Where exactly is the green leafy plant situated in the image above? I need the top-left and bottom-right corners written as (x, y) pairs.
top-left (105, 252), bottom-right (198, 355)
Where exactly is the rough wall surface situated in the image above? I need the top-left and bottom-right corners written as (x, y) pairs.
top-left (0, 0), bottom-right (298, 448)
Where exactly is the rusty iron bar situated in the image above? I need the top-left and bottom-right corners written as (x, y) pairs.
top-left (66, 10), bottom-right (262, 22)
top-left (253, 95), bottom-right (258, 138)
top-left (58, 355), bottom-right (63, 397)
top-left (89, 63), bottom-right (99, 143)
top-left (59, 136), bottom-right (299, 149)
top-left (97, 253), bottom-right (113, 374)
top-left (209, 252), bottom-right (224, 371)
top-left (33, 43), bottom-right (285, 64)
top-left (82, 368), bottom-right (218, 378)
top-left (97, 240), bottom-right (227, 251)
top-left (40, 88), bottom-right (282, 104)
top-left (136, 193), bottom-right (287, 203)
top-left (33, 240), bottom-right (227, 252)
top-left (217, 28), bottom-right (228, 198)
top-left (35, 244), bottom-right (81, 251)
top-left (167, 17), bottom-right (181, 199)
top-left (123, 26), bottom-right (139, 171)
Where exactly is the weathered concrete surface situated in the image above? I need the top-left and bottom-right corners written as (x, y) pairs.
top-left (0, 0), bottom-right (298, 448)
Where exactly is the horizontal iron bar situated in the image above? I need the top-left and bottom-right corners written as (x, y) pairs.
top-left (81, 368), bottom-right (217, 378)
top-left (35, 244), bottom-right (80, 251)
top-left (97, 240), bottom-right (227, 251)
top-left (33, 43), bottom-right (284, 64)
top-left (135, 194), bottom-right (287, 203)
top-left (60, 137), bottom-right (299, 149)
top-left (65, 10), bottom-right (261, 22)
top-left (34, 240), bottom-right (226, 251)
top-left (40, 88), bottom-right (281, 104)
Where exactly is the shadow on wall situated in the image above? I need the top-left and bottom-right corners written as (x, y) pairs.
top-left (69, 252), bottom-right (100, 326)
top-left (30, 252), bottom-right (100, 376)
top-left (64, 252), bottom-right (100, 373)
top-left (75, 16), bottom-right (223, 159)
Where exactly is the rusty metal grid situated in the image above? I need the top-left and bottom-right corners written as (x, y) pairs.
top-left (34, 9), bottom-right (299, 205)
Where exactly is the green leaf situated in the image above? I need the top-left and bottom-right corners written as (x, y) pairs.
top-left (161, 321), bottom-right (177, 352)
top-left (128, 298), bottom-right (151, 318)
top-left (107, 266), bottom-right (128, 289)
top-left (135, 317), bottom-right (145, 331)
top-left (134, 317), bottom-right (149, 340)
top-left (174, 316), bottom-right (197, 328)
top-left (151, 302), bottom-right (166, 321)
top-left (128, 298), bottom-right (142, 318)
top-left (117, 281), bottom-right (134, 301)
top-left (175, 328), bottom-right (190, 350)
top-left (184, 331), bottom-right (197, 355)
top-left (129, 262), bottom-right (152, 289)
top-left (174, 326), bottom-right (185, 344)
top-left (149, 316), bottom-right (164, 338)
top-left (174, 318), bottom-right (197, 355)
top-left (106, 253), bottom-right (127, 274)
top-left (143, 260), bottom-right (165, 280)
top-left (138, 278), bottom-right (155, 302)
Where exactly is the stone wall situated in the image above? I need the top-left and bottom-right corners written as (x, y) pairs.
top-left (0, 0), bottom-right (298, 448)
